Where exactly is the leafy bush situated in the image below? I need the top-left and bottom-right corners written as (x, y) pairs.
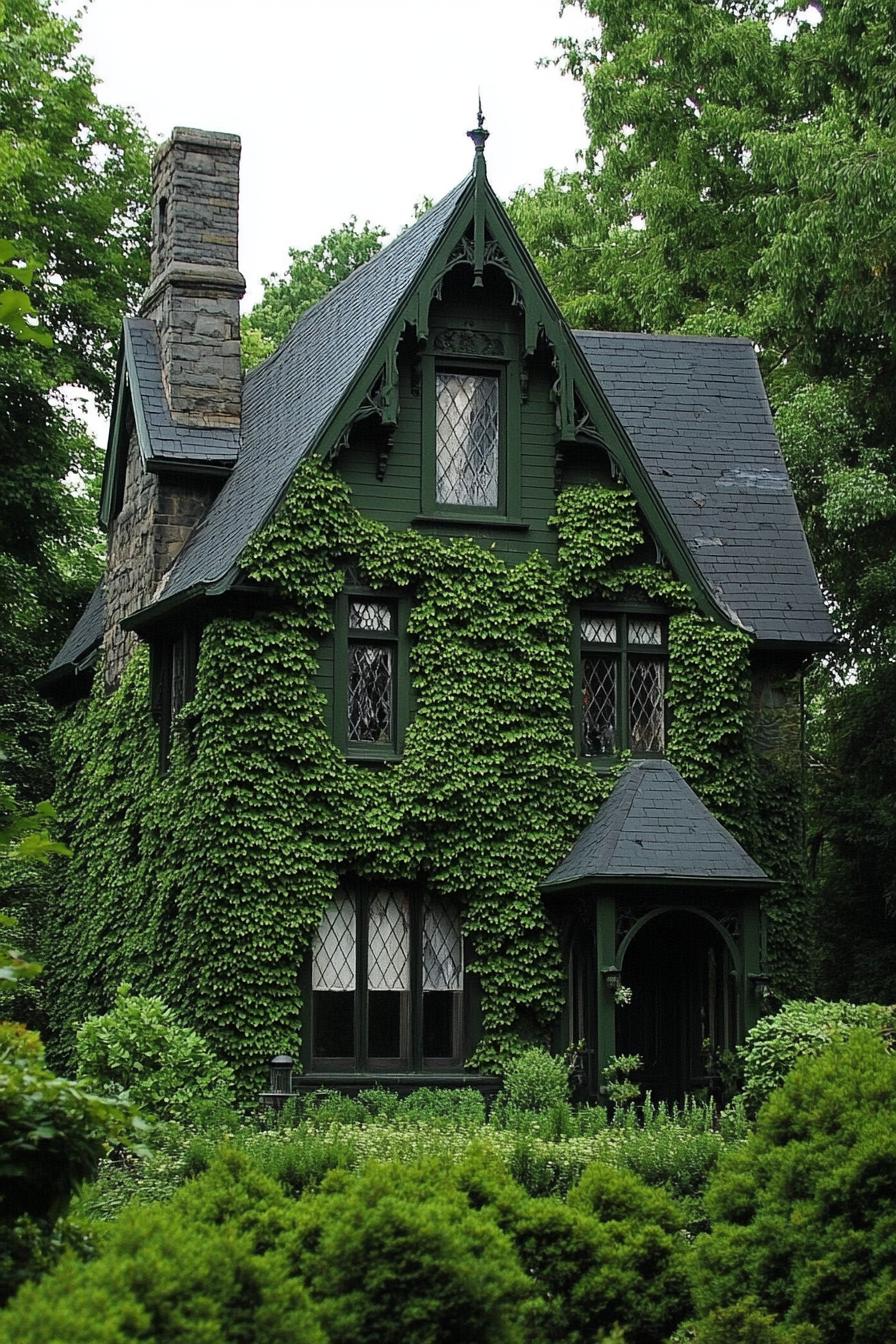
top-left (75, 984), bottom-right (236, 1125)
top-left (0, 1153), bottom-right (325, 1343)
top-left (275, 1158), bottom-right (532, 1344)
top-left (502, 1046), bottom-right (570, 1111)
top-left (739, 998), bottom-right (893, 1112)
top-left (692, 1030), bottom-right (896, 1342)
top-left (397, 1086), bottom-right (487, 1126)
top-left (0, 1021), bottom-right (143, 1302)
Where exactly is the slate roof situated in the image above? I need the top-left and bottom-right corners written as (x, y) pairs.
top-left (37, 579), bottom-right (104, 689)
top-left (152, 177), bottom-right (471, 607)
top-left (124, 318), bottom-right (240, 469)
top-left (542, 759), bottom-right (769, 890)
top-left (575, 332), bottom-right (833, 646)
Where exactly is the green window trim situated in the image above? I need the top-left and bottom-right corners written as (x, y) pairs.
top-left (334, 585), bottom-right (412, 761)
top-left (572, 604), bottom-right (669, 762)
top-left (301, 881), bottom-right (469, 1076)
top-left (420, 350), bottom-right (520, 521)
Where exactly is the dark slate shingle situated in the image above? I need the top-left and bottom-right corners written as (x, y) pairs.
top-left (574, 331), bottom-right (833, 646)
top-left (542, 759), bottom-right (769, 888)
top-left (124, 319), bottom-right (240, 468)
top-left (39, 579), bottom-right (104, 683)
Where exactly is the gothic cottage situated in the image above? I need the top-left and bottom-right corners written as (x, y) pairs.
top-left (41, 125), bottom-right (833, 1100)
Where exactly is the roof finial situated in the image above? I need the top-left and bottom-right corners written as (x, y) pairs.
top-left (467, 94), bottom-right (489, 164)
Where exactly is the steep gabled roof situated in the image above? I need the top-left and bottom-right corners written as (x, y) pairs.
top-left (36, 579), bottom-right (104, 694)
top-left (542, 759), bottom-right (769, 890)
top-left (576, 332), bottom-right (833, 646)
top-left (149, 178), bottom-right (472, 609)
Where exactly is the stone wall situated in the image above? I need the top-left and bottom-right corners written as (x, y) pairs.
top-left (103, 432), bottom-right (217, 686)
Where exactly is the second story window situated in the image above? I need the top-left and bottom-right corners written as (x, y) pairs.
top-left (434, 369), bottom-right (500, 508)
top-left (347, 599), bottom-right (396, 747)
top-left (580, 613), bottom-right (666, 758)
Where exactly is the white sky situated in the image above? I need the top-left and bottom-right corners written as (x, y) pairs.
top-left (75, 0), bottom-right (594, 310)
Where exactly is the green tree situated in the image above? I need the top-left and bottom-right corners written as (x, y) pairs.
top-left (241, 217), bottom-right (385, 368)
top-left (0, 0), bottom-right (151, 799)
top-left (512, 0), bottom-right (896, 994)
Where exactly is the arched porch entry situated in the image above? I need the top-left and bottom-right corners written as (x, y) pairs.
top-left (615, 907), bottom-right (740, 1100)
top-left (541, 759), bottom-right (771, 1103)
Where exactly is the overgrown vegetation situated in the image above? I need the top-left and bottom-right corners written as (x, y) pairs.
top-left (1, 1027), bottom-right (892, 1342)
top-left (46, 463), bottom-right (805, 1087)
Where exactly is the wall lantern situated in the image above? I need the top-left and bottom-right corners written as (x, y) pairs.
top-left (602, 965), bottom-right (622, 994)
top-left (265, 1053), bottom-right (294, 1096)
top-left (748, 973), bottom-right (773, 1003)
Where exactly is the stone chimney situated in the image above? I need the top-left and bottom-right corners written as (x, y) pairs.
top-left (140, 127), bottom-right (245, 425)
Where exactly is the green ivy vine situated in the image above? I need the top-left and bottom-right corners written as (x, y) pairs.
top-left (47, 464), bottom-right (811, 1088)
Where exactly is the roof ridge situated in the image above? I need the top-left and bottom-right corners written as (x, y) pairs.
top-left (574, 328), bottom-right (754, 348)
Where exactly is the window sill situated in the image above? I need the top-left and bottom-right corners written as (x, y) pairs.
top-left (413, 514), bottom-right (529, 533)
top-left (345, 751), bottom-right (401, 767)
top-left (292, 1071), bottom-right (501, 1096)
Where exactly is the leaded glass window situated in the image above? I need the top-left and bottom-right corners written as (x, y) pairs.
top-left (349, 600), bottom-right (392, 633)
top-left (311, 892), bottom-right (356, 1059)
top-left (579, 611), bottom-right (667, 758)
top-left (435, 370), bottom-right (499, 508)
top-left (422, 894), bottom-right (464, 1062)
top-left (346, 595), bottom-right (396, 748)
top-left (309, 887), bottom-right (465, 1071)
top-left (582, 654), bottom-right (617, 755)
top-left (629, 658), bottom-right (665, 753)
top-left (348, 646), bottom-right (393, 743)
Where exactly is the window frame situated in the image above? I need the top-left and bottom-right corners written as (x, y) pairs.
top-left (304, 882), bottom-right (467, 1075)
top-left (574, 605), bottom-right (668, 762)
top-left (334, 585), bottom-right (412, 761)
top-left (421, 351), bottom-right (520, 521)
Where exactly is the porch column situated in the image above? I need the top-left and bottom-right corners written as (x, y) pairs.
top-left (595, 889), bottom-right (617, 1097)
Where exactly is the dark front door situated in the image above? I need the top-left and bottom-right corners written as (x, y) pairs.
top-left (615, 910), bottom-right (737, 1101)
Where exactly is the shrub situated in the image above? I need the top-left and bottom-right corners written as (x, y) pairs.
top-left (692, 1030), bottom-right (896, 1343)
top-left (739, 998), bottom-right (893, 1112)
top-left (398, 1086), bottom-right (487, 1127)
top-left (0, 1154), bottom-right (324, 1343)
top-left (689, 1298), bottom-right (821, 1343)
top-left (283, 1158), bottom-right (531, 1344)
top-left (0, 1021), bottom-right (142, 1226)
top-left (502, 1047), bottom-right (570, 1111)
top-left (75, 984), bottom-right (235, 1125)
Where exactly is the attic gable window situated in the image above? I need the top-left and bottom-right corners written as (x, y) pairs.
top-left (435, 370), bottom-right (500, 508)
top-left (579, 612), bottom-right (666, 759)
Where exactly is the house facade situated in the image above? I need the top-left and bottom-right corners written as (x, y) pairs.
top-left (41, 126), bottom-right (833, 1100)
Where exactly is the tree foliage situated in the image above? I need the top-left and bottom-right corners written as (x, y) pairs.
top-left (0, 0), bottom-right (151, 799)
top-left (241, 217), bottom-right (386, 368)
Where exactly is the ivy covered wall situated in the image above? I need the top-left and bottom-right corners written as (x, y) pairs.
top-left (47, 463), bottom-right (811, 1089)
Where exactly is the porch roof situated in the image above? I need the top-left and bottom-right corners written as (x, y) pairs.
top-left (542, 759), bottom-right (770, 891)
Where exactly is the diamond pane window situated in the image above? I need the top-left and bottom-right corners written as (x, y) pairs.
top-left (367, 888), bottom-right (410, 991)
top-left (629, 618), bottom-right (663, 647)
top-left (348, 645), bottom-right (393, 743)
top-left (582, 654), bottom-right (617, 755)
top-left (312, 893), bottom-right (356, 991)
top-left (581, 615), bottom-right (618, 646)
top-left (423, 895), bottom-right (463, 991)
top-left (435, 371), bottom-right (499, 508)
top-left (629, 658), bottom-right (665, 753)
top-left (349, 600), bottom-right (392, 633)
